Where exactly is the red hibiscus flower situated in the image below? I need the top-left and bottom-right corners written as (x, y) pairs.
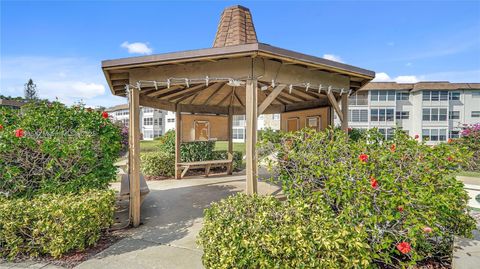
top-left (15, 128), bottom-right (24, 138)
top-left (415, 134), bottom-right (419, 139)
top-left (390, 144), bottom-right (396, 152)
top-left (447, 156), bottom-right (454, 162)
top-left (423, 226), bottom-right (432, 233)
top-left (0, 124), bottom-right (3, 131)
top-left (396, 242), bottom-right (411, 254)
top-left (347, 127), bottom-right (352, 133)
top-left (370, 176), bottom-right (378, 189)
top-left (101, 111), bottom-right (109, 119)
top-left (359, 154), bottom-right (369, 162)
top-left (397, 206), bottom-right (404, 212)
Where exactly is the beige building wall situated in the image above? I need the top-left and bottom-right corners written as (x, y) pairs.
top-left (280, 107), bottom-right (331, 132)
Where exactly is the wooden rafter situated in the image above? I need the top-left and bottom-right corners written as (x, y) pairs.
top-left (258, 84), bottom-right (286, 115)
top-left (202, 82), bottom-right (227, 105)
top-left (165, 84), bottom-right (207, 101)
top-left (147, 85), bottom-right (184, 97)
top-left (170, 84), bottom-right (209, 103)
top-left (327, 91), bottom-right (344, 122)
top-left (233, 88), bottom-right (245, 108)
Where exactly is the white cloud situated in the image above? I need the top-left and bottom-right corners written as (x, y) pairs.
top-left (372, 72), bottom-right (391, 82)
top-left (406, 62), bottom-right (412, 67)
top-left (0, 56), bottom-right (125, 107)
top-left (372, 72), bottom-right (418, 83)
top-left (121, 41), bottom-right (153, 55)
top-left (322, 54), bottom-right (344, 63)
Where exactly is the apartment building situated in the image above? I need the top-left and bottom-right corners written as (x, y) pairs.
top-left (106, 104), bottom-right (167, 140)
top-left (339, 82), bottom-right (480, 145)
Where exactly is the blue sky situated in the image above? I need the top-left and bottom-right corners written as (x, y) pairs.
top-left (1, 0), bottom-right (479, 107)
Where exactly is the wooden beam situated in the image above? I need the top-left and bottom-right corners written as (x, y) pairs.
top-left (258, 84), bottom-right (286, 115)
top-left (227, 107), bottom-right (233, 175)
top-left (178, 104), bottom-right (229, 115)
top-left (233, 88), bottom-right (245, 108)
top-left (139, 95), bottom-right (176, 111)
top-left (326, 91), bottom-right (343, 122)
top-left (341, 93), bottom-right (349, 132)
top-left (245, 79), bottom-right (258, 195)
top-left (128, 86), bottom-right (141, 227)
top-left (175, 106), bottom-right (182, 179)
top-left (202, 82), bottom-right (226, 105)
top-left (147, 85), bottom-right (183, 97)
top-left (166, 84), bottom-right (207, 101)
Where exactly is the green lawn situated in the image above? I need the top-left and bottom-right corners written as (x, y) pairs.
top-left (457, 171), bottom-right (480, 178)
top-left (140, 139), bottom-right (246, 155)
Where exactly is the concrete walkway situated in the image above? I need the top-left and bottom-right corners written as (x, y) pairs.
top-left (76, 173), bottom-right (280, 269)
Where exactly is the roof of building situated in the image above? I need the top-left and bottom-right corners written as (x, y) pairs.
top-left (359, 81), bottom-right (480, 92)
top-left (102, 5), bottom-right (375, 99)
top-left (0, 99), bottom-right (26, 107)
top-left (105, 104), bottom-right (128, 112)
top-left (213, 5), bottom-right (258, 48)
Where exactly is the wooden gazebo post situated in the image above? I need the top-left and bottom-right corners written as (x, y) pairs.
top-left (227, 107), bottom-right (233, 175)
top-left (245, 79), bottom-right (258, 194)
top-left (175, 106), bottom-right (182, 179)
top-left (341, 93), bottom-right (349, 132)
top-left (128, 85), bottom-right (141, 227)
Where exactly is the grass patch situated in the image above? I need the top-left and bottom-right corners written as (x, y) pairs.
top-left (457, 171), bottom-right (480, 178)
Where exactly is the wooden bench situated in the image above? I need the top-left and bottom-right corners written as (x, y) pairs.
top-left (177, 154), bottom-right (233, 179)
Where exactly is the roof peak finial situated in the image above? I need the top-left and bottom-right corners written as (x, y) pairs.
top-left (213, 5), bottom-right (258, 48)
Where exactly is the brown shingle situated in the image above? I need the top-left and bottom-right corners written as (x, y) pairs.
top-left (213, 5), bottom-right (258, 47)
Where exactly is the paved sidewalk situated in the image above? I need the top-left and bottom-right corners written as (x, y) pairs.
top-left (75, 173), bottom-right (280, 269)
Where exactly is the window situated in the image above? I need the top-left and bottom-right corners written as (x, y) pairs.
top-left (450, 130), bottom-right (460, 139)
top-left (233, 115), bottom-right (246, 127)
top-left (232, 128), bottom-right (245, 140)
top-left (449, 92), bottom-right (460, 100)
top-left (423, 91), bottom-right (448, 101)
top-left (154, 119), bottom-right (158, 126)
top-left (396, 92), bottom-right (409, 101)
top-left (306, 116), bottom-right (321, 131)
top-left (422, 108), bottom-right (447, 121)
top-left (378, 128), bottom-right (394, 140)
top-left (143, 117), bottom-right (153, 126)
top-left (396, 111), bottom-right (409, 120)
top-left (143, 130), bottom-right (153, 139)
top-left (422, 129), bottom-right (447, 142)
top-left (159, 118), bottom-right (163, 126)
top-left (371, 108), bottom-right (394, 122)
top-left (449, 111), bottom-right (460, 120)
top-left (349, 109), bottom-right (368, 122)
top-left (167, 118), bottom-right (175, 123)
top-left (473, 92), bottom-right (480, 98)
top-left (472, 111), bottom-right (480, 118)
top-left (143, 108), bottom-right (153, 113)
top-left (273, 114), bottom-right (280, 120)
top-left (349, 92), bottom-right (368, 105)
top-left (371, 90), bottom-right (395, 101)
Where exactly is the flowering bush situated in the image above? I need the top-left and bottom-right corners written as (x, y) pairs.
top-left (257, 128), bottom-right (475, 267)
top-left (0, 102), bottom-right (121, 197)
top-left (451, 123), bottom-right (480, 172)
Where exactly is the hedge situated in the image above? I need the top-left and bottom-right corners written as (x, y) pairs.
top-left (0, 190), bottom-right (115, 259)
top-left (140, 151), bottom-right (175, 177)
top-left (0, 102), bottom-right (121, 198)
top-left (198, 194), bottom-right (371, 269)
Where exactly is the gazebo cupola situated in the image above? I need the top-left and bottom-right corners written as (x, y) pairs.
top-left (102, 5), bottom-right (375, 226)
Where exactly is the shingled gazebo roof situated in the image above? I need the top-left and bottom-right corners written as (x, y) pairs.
top-left (213, 5), bottom-right (258, 47)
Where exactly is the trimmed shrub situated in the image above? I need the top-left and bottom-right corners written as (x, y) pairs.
top-left (0, 190), bottom-right (115, 259)
top-left (181, 140), bottom-right (216, 162)
top-left (257, 128), bottom-right (475, 267)
top-left (198, 194), bottom-right (371, 269)
top-left (212, 150), bottom-right (244, 171)
top-left (141, 151), bottom-right (175, 177)
top-left (156, 129), bottom-right (175, 154)
top-left (0, 102), bottom-right (121, 198)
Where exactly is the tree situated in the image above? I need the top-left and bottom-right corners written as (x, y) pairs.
top-left (24, 79), bottom-right (38, 100)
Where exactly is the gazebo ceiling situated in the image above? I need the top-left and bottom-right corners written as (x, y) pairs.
top-left (102, 5), bottom-right (374, 115)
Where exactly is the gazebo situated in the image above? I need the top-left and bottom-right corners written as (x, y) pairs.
top-left (102, 5), bottom-right (375, 226)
